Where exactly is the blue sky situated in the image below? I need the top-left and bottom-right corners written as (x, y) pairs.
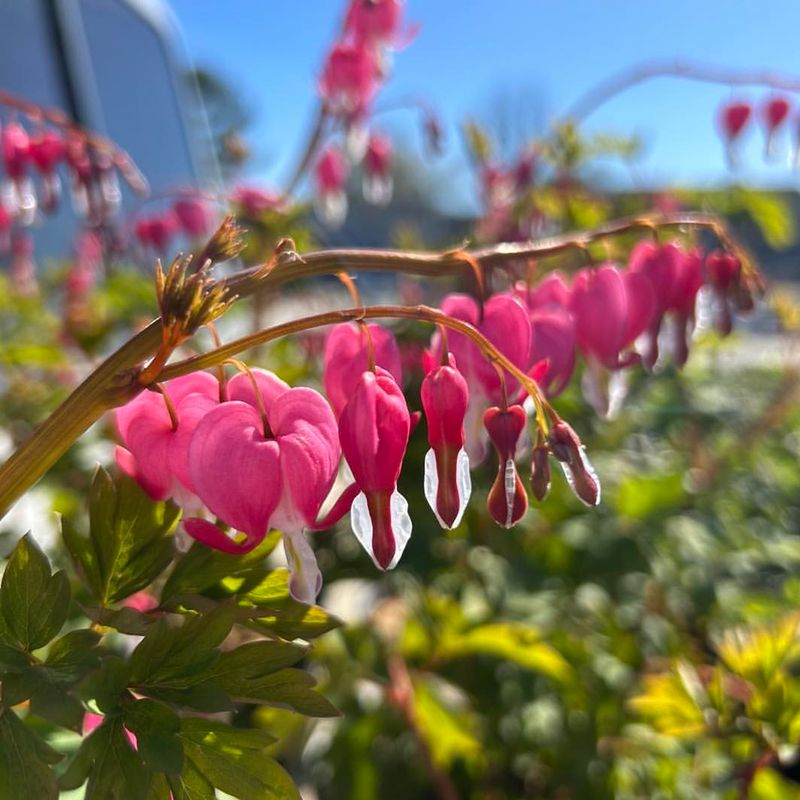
top-left (167, 0), bottom-right (800, 213)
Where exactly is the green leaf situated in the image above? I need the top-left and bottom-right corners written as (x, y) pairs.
top-left (0, 709), bottom-right (61, 800)
top-left (123, 699), bottom-right (183, 775)
top-left (161, 533), bottom-right (280, 603)
top-left (78, 656), bottom-right (131, 715)
top-left (129, 604), bottom-right (235, 688)
top-left (0, 534), bottom-right (70, 651)
top-left (433, 623), bottom-right (573, 683)
top-left (220, 667), bottom-right (339, 717)
top-left (241, 568), bottom-right (342, 640)
top-left (179, 718), bottom-right (299, 800)
top-left (83, 605), bottom-right (158, 636)
top-left (72, 468), bottom-right (179, 606)
top-left (411, 675), bottom-right (483, 770)
top-left (168, 762), bottom-right (216, 800)
top-left (82, 718), bottom-right (153, 800)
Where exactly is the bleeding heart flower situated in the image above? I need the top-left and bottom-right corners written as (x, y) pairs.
top-left (339, 368), bottom-right (411, 570)
top-left (718, 101), bottom-right (752, 167)
top-left (516, 271), bottom-right (571, 311)
top-left (315, 146), bottom-right (349, 227)
top-left (115, 372), bottom-right (220, 503)
top-left (433, 293), bottom-right (532, 462)
top-left (230, 185), bottom-right (283, 217)
top-left (363, 132), bottom-right (393, 206)
top-left (548, 420), bottom-right (600, 506)
top-left (704, 250), bottom-right (742, 336)
top-left (345, 0), bottom-right (406, 49)
top-left (319, 42), bottom-right (379, 117)
top-left (324, 322), bottom-right (403, 418)
top-left (570, 263), bottom-right (655, 414)
top-left (29, 130), bottom-right (64, 213)
top-left (763, 96), bottom-right (791, 158)
top-left (528, 308), bottom-right (576, 397)
top-left (186, 370), bottom-right (347, 604)
top-left (173, 196), bottom-right (213, 239)
top-left (421, 354), bottom-right (471, 528)
top-left (483, 405), bottom-right (528, 528)
top-left (2, 122), bottom-right (30, 181)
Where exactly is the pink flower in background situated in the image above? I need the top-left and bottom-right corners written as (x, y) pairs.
top-left (319, 42), bottom-right (379, 117)
top-left (2, 122), bottom-right (30, 181)
top-left (516, 271), bottom-right (571, 311)
top-left (528, 308), bottom-right (576, 398)
top-left (763, 95), bottom-right (791, 157)
top-left (115, 372), bottom-right (219, 504)
top-left (718, 100), bottom-right (752, 166)
top-left (186, 370), bottom-right (347, 604)
top-left (345, 0), bottom-right (406, 49)
top-left (173, 196), bottom-right (213, 239)
top-left (705, 249), bottom-right (742, 336)
top-left (29, 129), bottom-right (64, 212)
top-left (570, 263), bottom-right (655, 414)
top-left (230, 185), bottom-right (283, 217)
top-left (314, 146), bottom-right (349, 227)
top-left (363, 132), bottom-right (393, 205)
top-left (483, 404), bottom-right (528, 528)
top-left (135, 212), bottom-right (178, 253)
top-left (421, 355), bottom-right (471, 528)
top-left (323, 322), bottom-right (403, 417)
top-left (339, 368), bottom-right (412, 570)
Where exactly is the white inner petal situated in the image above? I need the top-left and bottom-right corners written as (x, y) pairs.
top-left (423, 448), bottom-right (472, 530)
top-left (350, 491), bottom-right (413, 571)
top-left (283, 529), bottom-right (322, 605)
top-left (504, 458), bottom-right (517, 528)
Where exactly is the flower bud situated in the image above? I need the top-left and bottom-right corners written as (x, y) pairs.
top-left (530, 444), bottom-right (551, 502)
top-left (548, 421), bottom-right (600, 507)
top-left (483, 405), bottom-right (528, 528)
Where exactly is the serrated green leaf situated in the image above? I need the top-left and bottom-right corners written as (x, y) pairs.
top-left (80, 468), bottom-right (179, 606)
top-left (0, 534), bottom-right (69, 651)
top-left (123, 699), bottom-right (183, 775)
top-left (179, 718), bottom-right (299, 800)
top-left (221, 667), bottom-right (339, 717)
top-left (81, 718), bottom-right (152, 800)
top-left (0, 709), bottom-right (61, 799)
top-left (241, 569), bottom-right (341, 640)
top-left (129, 604), bottom-right (235, 687)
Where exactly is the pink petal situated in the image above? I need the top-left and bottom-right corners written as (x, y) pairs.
top-left (183, 517), bottom-right (262, 554)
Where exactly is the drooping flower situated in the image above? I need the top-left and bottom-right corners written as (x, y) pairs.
top-left (344, 0), bottom-right (406, 49)
top-left (433, 293), bottom-right (532, 461)
top-left (516, 271), bottom-right (571, 311)
top-left (548, 420), bottom-right (601, 507)
top-left (762, 96), bottom-right (791, 158)
top-left (338, 368), bottom-right (412, 570)
top-left (363, 132), bottom-right (393, 205)
top-left (704, 249), bottom-right (742, 336)
top-left (421, 354), bottom-right (471, 528)
top-left (230, 185), bottom-right (283, 218)
top-left (569, 263), bottom-right (655, 414)
top-left (185, 370), bottom-right (347, 604)
top-left (135, 212), bottom-right (178, 253)
top-left (483, 404), bottom-right (528, 528)
top-left (2, 122), bottom-right (35, 220)
top-left (314, 146), bottom-right (349, 227)
top-left (319, 42), bottom-right (379, 118)
top-left (323, 321), bottom-right (402, 418)
top-left (115, 372), bottom-right (220, 504)
top-left (29, 129), bottom-right (65, 213)
top-left (527, 308), bottom-right (576, 397)
top-left (718, 100), bottom-right (752, 166)
top-left (173, 196), bottom-right (213, 239)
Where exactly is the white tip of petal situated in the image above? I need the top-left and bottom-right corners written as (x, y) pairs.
top-left (363, 174), bottom-right (393, 206)
top-left (423, 447), bottom-right (471, 530)
top-left (315, 192), bottom-right (348, 228)
top-left (350, 490), bottom-right (413, 570)
top-left (283, 529), bottom-right (323, 605)
top-left (557, 446), bottom-right (602, 507)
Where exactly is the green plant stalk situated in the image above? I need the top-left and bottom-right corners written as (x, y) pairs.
top-left (0, 212), bottom-right (745, 518)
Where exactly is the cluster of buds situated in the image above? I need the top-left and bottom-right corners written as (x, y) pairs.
top-left (134, 194), bottom-right (216, 255)
top-left (717, 95), bottom-right (798, 166)
top-left (314, 1), bottom-right (417, 225)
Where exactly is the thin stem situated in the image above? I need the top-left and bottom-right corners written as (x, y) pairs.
top-left (564, 59), bottom-right (800, 124)
top-left (282, 104), bottom-right (329, 197)
top-left (155, 303), bottom-right (551, 423)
